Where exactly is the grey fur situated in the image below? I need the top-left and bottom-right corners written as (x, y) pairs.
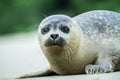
top-left (74, 10), bottom-right (120, 39)
top-left (74, 10), bottom-right (120, 56)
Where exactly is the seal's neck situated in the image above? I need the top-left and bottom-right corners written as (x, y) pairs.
top-left (43, 40), bottom-right (79, 65)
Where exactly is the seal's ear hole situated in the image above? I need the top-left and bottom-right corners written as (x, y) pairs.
top-left (59, 25), bottom-right (70, 34)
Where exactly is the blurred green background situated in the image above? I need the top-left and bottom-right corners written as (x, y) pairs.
top-left (1, 0), bottom-right (120, 35)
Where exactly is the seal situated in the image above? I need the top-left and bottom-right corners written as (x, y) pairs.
top-left (18, 10), bottom-right (120, 78)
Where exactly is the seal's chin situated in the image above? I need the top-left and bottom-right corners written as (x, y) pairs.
top-left (44, 37), bottom-right (67, 47)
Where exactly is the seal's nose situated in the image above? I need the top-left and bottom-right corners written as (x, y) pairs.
top-left (50, 34), bottom-right (59, 40)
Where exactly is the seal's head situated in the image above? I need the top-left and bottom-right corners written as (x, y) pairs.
top-left (38, 15), bottom-right (81, 74)
top-left (38, 15), bottom-right (80, 48)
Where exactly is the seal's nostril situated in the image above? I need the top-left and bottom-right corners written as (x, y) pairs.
top-left (50, 34), bottom-right (59, 40)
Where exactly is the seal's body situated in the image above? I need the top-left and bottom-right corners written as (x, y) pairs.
top-left (73, 11), bottom-right (120, 73)
top-left (18, 10), bottom-right (120, 78)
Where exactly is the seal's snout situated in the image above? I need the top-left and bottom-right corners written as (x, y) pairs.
top-left (50, 34), bottom-right (59, 40)
top-left (45, 36), bottom-right (66, 47)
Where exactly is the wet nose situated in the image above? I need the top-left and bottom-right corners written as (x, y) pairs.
top-left (50, 34), bottom-right (59, 40)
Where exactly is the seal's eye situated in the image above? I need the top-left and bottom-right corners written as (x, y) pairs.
top-left (59, 25), bottom-right (70, 34)
top-left (41, 27), bottom-right (50, 34)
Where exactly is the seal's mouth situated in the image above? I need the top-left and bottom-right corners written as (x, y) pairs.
top-left (44, 37), bottom-right (66, 47)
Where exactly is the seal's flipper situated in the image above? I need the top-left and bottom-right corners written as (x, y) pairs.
top-left (112, 56), bottom-right (120, 71)
top-left (85, 52), bottom-right (114, 74)
top-left (16, 69), bottom-right (56, 79)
